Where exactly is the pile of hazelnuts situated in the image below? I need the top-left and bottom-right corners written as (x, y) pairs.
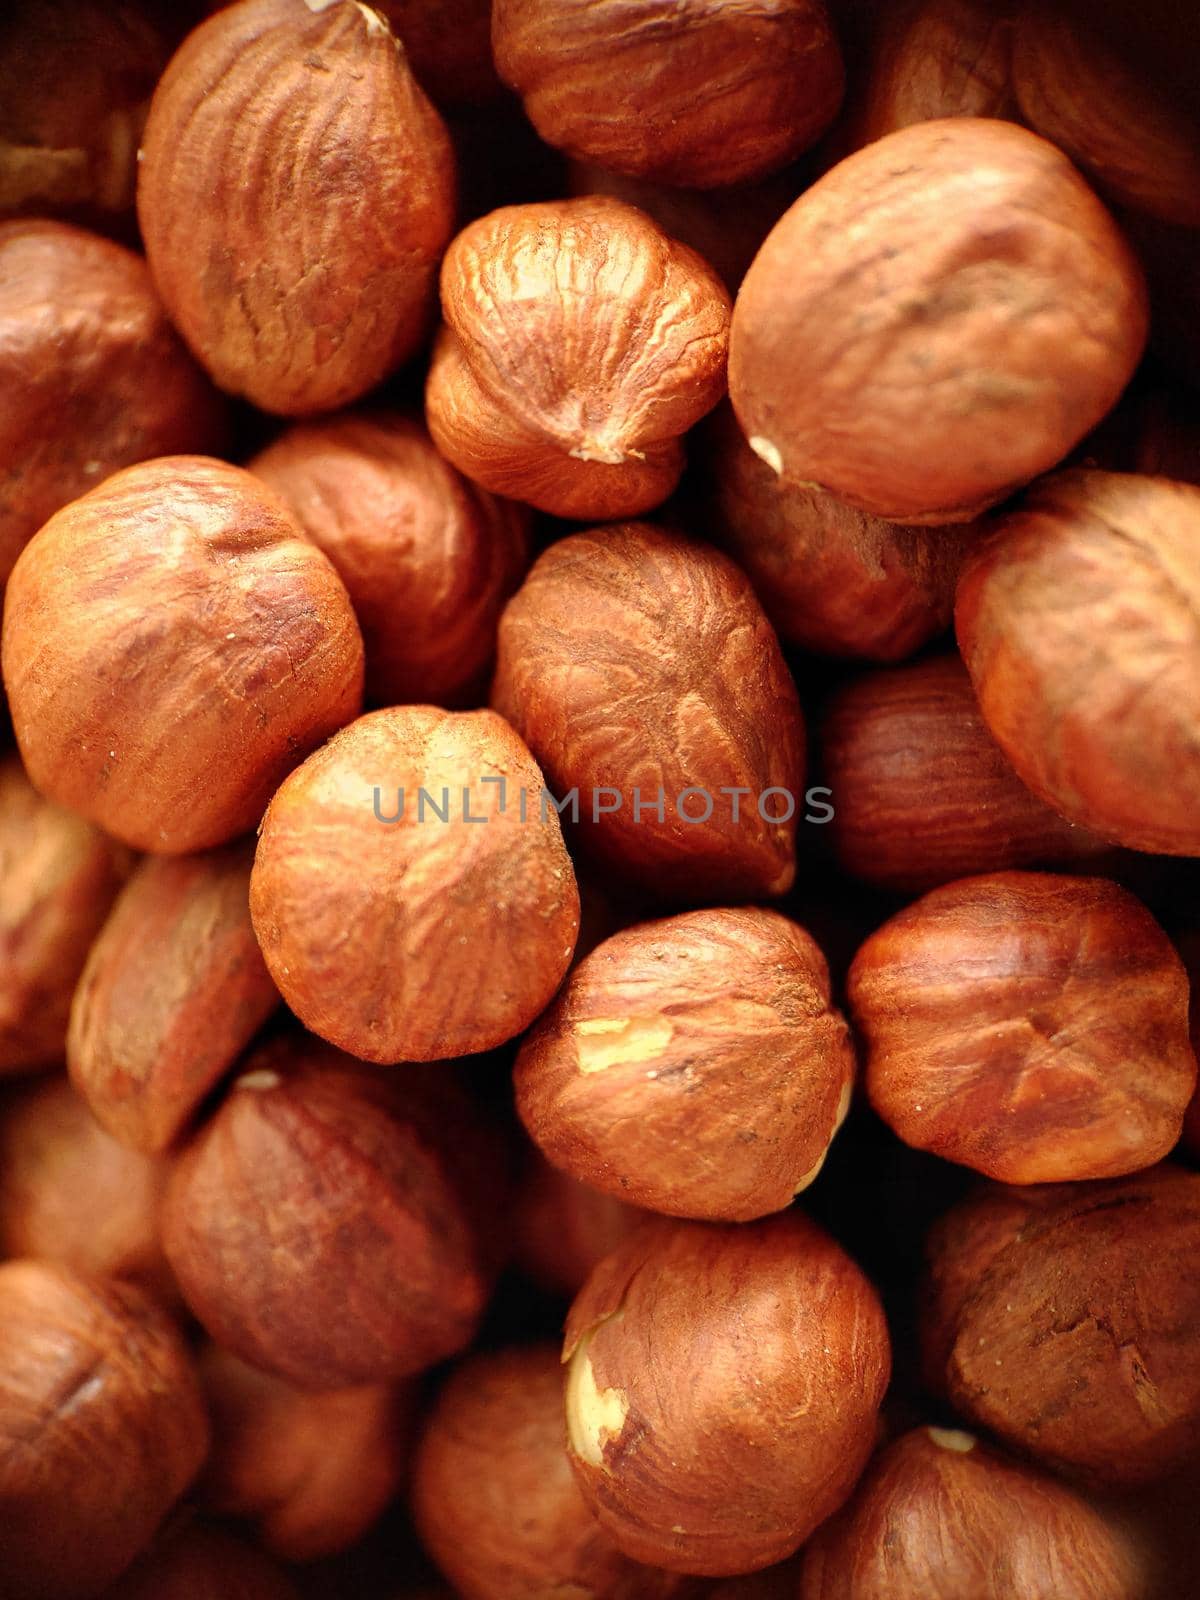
top-left (1, 0), bottom-right (1199, 1596)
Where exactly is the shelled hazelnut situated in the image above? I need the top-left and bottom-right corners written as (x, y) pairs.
top-left (2, 456), bottom-right (365, 854)
top-left (564, 1212), bottom-right (891, 1575)
top-left (512, 1152), bottom-right (647, 1299)
top-left (101, 1522), bottom-right (300, 1600)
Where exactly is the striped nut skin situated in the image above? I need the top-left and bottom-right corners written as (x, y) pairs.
top-left (563, 1212), bottom-right (891, 1577)
top-left (426, 198), bottom-right (730, 519)
top-left (515, 907), bottom-right (856, 1222)
top-left (1, 456), bottom-right (365, 855)
top-left (956, 469), bottom-right (1200, 856)
top-left (729, 119), bottom-right (1148, 525)
top-left (800, 1426), bottom-right (1147, 1600)
top-left (847, 871), bottom-right (1196, 1184)
top-left (491, 523), bottom-right (804, 903)
top-left (250, 706), bottom-right (579, 1063)
top-left (137, 0), bottom-right (455, 416)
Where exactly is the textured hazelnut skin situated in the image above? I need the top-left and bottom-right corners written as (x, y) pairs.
top-left (512, 1153), bottom-right (648, 1299)
top-left (0, 756), bottom-right (132, 1073)
top-left (101, 1523), bottom-right (300, 1600)
top-left (0, 1259), bottom-right (209, 1600)
top-left (68, 844), bottom-right (280, 1153)
top-left (0, 219), bottom-right (226, 588)
top-left (822, 655), bottom-right (1109, 892)
top-left (412, 1344), bottom-right (694, 1600)
top-left (800, 1425), bottom-right (1147, 1600)
top-left (492, 523), bottom-right (804, 902)
top-left (137, 0), bottom-right (456, 416)
top-left (250, 706), bottom-right (579, 1063)
top-left (848, 871), bottom-right (1196, 1184)
top-left (427, 198), bottom-right (730, 519)
top-left (161, 1037), bottom-right (505, 1388)
top-left (250, 412), bottom-right (530, 709)
top-left (492, 0), bottom-right (844, 188)
top-left (2, 455), bottom-right (365, 854)
top-left (563, 1212), bottom-right (891, 1575)
top-left (515, 908), bottom-right (856, 1221)
top-left (956, 469), bottom-right (1200, 855)
top-left (729, 119), bottom-right (1148, 524)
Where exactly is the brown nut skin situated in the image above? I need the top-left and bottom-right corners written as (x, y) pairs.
top-left (100, 1523), bottom-right (299, 1600)
top-left (729, 118), bottom-right (1148, 525)
top-left (161, 1037), bottom-right (506, 1389)
top-left (515, 907), bottom-right (856, 1221)
top-left (920, 1166), bottom-right (1200, 1486)
top-left (956, 469), bottom-right (1200, 856)
top-left (512, 1153), bottom-right (648, 1299)
top-left (2, 455), bottom-right (365, 855)
top-left (492, 0), bottom-right (844, 188)
top-left (250, 706), bottom-right (579, 1063)
top-left (199, 1344), bottom-right (410, 1563)
top-left (68, 844), bottom-right (281, 1154)
top-left (800, 1424), bottom-right (1148, 1600)
top-left (822, 655), bottom-right (1110, 892)
top-left (427, 198), bottom-right (730, 519)
top-left (563, 1211), bottom-right (891, 1576)
top-left (492, 522), bottom-right (804, 903)
top-left (250, 412), bottom-right (531, 710)
top-left (0, 755), bottom-right (132, 1073)
top-left (0, 219), bottom-right (226, 589)
top-left (137, 0), bottom-right (456, 416)
top-left (0, 1259), bottom-right (209, 1600)
top-left (412, 1344), bottom-right (695, 1600)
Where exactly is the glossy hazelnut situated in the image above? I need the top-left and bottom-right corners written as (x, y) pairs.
top-left (0, 1259), bottom-right (209, 1600)
top-left (730, 119), bottom-right (1148, 524)
top-left (138, 0), bottom-right (456, 415)
top-left (564, 1211), bottom-right (891, 1575)
top-left (516, 907), bottom-right (856, 1220)
top-left (2, 456), bottom-right (365, 854)
top-left (101, 1522), bottom-right (299, 1600)
top-left (492, 0), bottom-right (844, 187)
top-left (512, 1151), bottom-right (648, 1299)
top-left (250, 412), bottom-right (530, 709)
top-left (491, 522), bottom-right (804, 902)
top-left (956, 469), bottom-right (1200, 855)
top-left (249, 706), bottom-right (579, 1062)
top-left (426, 198), bottom-right (730, 519)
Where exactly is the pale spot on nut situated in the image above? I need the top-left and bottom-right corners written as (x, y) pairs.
top-left (237, 1070), bottom-right (283, 1092)
top-left (927, 1427), bottom-right (977, 1454)
top-left (565, 1326), bottom-right (629, 1469)
top-left (793, 1079), bottom-right (854, 1195)
top-left (574, 1016), bottom-right (675, 1074)
top-left (355, 2), bottom-right (390, 33)
top-left (833, 1078), bottom-right (853, 1132)
top-left (748, 435), bottom-right (784, 476)
top-left (303, 0), bottom-right (341, 10)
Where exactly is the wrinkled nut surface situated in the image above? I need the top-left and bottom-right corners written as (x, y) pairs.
top-left (0, 1259), bottom-right (209, 1600)
top-left (250, 411), bottom-right (530, 709)
top-left (512, 1151), bottom-right (648, 1299)
top-left (729, 118), bottom-right (1148, 524)
top-left (101, 1522), bottom-right (300, 1600)
top-left (516, 907), bottom-right (856, 1221)
top-left (956, 469), bottom-right (1200, 855)
top-left (68, 843), bottom-right (280, 1153)
top-left (427, 198), bottom-right (730, 518)
top-left (563, 1212), bottom-right (891, 1575)
top-left (492, 522), bottom-right (804, 901)
top-left (492, 0), bottom-right (844, 187)
top-left (250, 706), bottom-right (579, 1063)
top-left (2, 455), bottom-right (364, 854)
top-left (138, 0), bottom-right (456, 415)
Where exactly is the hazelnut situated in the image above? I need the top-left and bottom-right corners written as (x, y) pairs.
top-left (68, 843), bottom-right (281, 1153)
top-left (0, 1259), bottom-right (209, 1600)
top-left (2, 455), bottom-right (365, 854)
top-left (101, 1522), bottom-right (299, 1600)
top-left (0, 755), bottom-right (132, 1074)
top-left (821, 655), bottom-right (1110, 892)
top-left (250, 411), bottom-right (530, 709)
top-left (426, 198), bottom-right (730, 519)
top-left (492, 0), bottom-right (844, 188)
top-left (412, 1344), bottom-right (694, 1600)
top-left (512, 1151), bottom-right (648, 1299)
top-left (249, 706), bottom-right (580, 1062)
top-left (491, 522), bottom-right (804, 902)
top-left (921, 1165), bottom-right (1200, 1485)
top-left (161, 1037), bottom-right (506, 1388)
top-left (955, 469), bottom-right (1200, 855)
top-left (0, 219), bottom-right (225, 587)
top-left (800, 1424), bottom-right (1147, 1600)
top-left (563, 1211), bottom-right (891, 1575)
top-left (373, 0), bottom-right (502, 106)
top-left (515, 907), bottom-right (856, 1221)
top-left (729, 119), bottom-right (1148, 524)
top-left (137, 0), bottom-right (456, 415)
